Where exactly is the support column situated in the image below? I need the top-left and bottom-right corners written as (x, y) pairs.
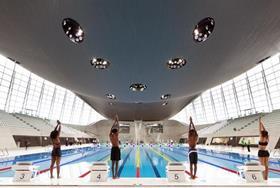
top-left (220, 86), bottom-right (229, 119)
top-left (261, 63), bottom-right (273, 111)
top-left (4, 63), bottom-right (17, 112)
top-left (59, 90), bottom-right (68, 121)
top-left (200, 95), bottom-right (207, 123)
top-left (48, 86), bottom-right (57, 119)
top-left (209, 90), bottom-right (217, 121)
top-left (21, 73), bottom-right (32, 113)
top-left (232, 80), bottom-right (241, 116)
top-left (36, 81), bottom-right (45, 117)
top-left (245, 73), bottom-right (256, 114)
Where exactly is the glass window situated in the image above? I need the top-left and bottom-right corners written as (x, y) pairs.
top-left (222, 81), bottom-right (238, 118)
top-left (211, 86), bottom-right (227, 120)
top-left (7, 65), bottom-right (30, 113)
top-left (172, 53), bottom-right (280, 124)
top-left (0, 54), bottom-right (105, 125)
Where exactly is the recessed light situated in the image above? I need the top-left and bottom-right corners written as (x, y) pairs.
top-left (90, 58), bottom-right (110, 69)
top-left (62, 18), bottom-right (84, 44)
top-left (167, 58), bottom-right (187, 69)
top-left (193, 17), bottom-right (215, 43)
top-left (130, 83), bottom-right (147, 92)
top-left (162, 102), bottom-right (168, 106)
top-left (161, 94), bottom-right (171, 100)
top-left (106, 93), bottom-right (116, 100)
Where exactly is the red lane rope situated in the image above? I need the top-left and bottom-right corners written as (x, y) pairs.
top-left (136, 167), bottom-right (140, 178)
top-left (269, 167), bottom-right (280, 173)
top-left (0, 166), bottom-right (11, 171)
top-left (79, 170), bottom-right (91, 178)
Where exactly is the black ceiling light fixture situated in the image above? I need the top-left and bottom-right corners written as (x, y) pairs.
top-left (161, 94), bottom-right (171, 100)
top-left (162, 102), bottom-right (168, 106)
top-left (106, 93), bottom-right (116, 100)
top-left (62, 18), bottom-right (84, 44)
top-left (193, 17), bottom-right (215, 43)
top-left (90, 58), bottom-right (110, 69)
top-left (130, 83), bottom-right (147, 92)
top-left (167, 58), bottom-right (187, 69)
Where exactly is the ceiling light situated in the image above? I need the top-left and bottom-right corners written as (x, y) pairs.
top-left (162, 102), bottom-right (168, 106)
top-left (106, 93), bottom-right (116, 100)
top-left (90, 58), bottom-right (110, 69)
top-left (130, 83), bottom-right (147, 92)
top-left (193, 17), bottom-right (215, 43)
top-left (161, 94), bottom-right (171, 100)
top-left (62, 18), bottom-right (84, 44)
top-left (167, 58), bottom-right (187, 69)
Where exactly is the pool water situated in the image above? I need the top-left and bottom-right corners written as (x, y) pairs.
top-left (0, 145), bottom-right (280, 178)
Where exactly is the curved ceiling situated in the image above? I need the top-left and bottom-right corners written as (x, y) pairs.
top-left (0, 0), bottom-right (280, 121)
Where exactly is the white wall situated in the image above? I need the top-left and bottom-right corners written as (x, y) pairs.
top-left (0, 127), bottom-right (17, 149)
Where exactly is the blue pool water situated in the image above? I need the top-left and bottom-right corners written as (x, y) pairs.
top-left (0, 145), bottom-right (280, 178)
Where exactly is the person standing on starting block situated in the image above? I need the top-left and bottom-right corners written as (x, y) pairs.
top-left (109, 114), bottom-right (121, 179)
top-left (50, 120), bottom-right (62, 179)
top-left (188, 116), bottom-right (198, 179)
top-left (258, 117), bottom-right (269, 180)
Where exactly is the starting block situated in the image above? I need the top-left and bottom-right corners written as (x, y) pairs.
top-left (90, 162), bottom-right (110, 182)
top-left (166, 162), bottom-right (187, 182)
top-left (238, 161), bottom-right (265, 182)
top-left (12, 162), bottom-right (38, 182)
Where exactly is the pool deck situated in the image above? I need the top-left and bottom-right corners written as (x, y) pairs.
top-left (0, 177), bottom-right (280, 187)
top-left (1, 161), bottom-right (280, 187)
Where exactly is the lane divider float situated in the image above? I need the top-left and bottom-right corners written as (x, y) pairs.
top-left (136, 146), bottom-right (140, 178)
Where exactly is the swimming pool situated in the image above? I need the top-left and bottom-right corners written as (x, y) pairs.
top-left (0, 145), bottom-right (280, 178)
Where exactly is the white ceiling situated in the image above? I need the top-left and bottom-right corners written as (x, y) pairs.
top-left (0, 0), bottom-right (280, 121)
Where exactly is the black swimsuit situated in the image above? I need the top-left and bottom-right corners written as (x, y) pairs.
top-left (258, 141), bottom-right (269, 157)
top-left (52, 143), bottom-right (61, 157)
top-left (188, 148), bottom-right (198, 164)
top-left (111, 146), bottom-right (121, 161)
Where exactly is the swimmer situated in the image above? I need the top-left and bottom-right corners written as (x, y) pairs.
top-left (258, 117), bottom-right (269, 180)
top-left (109, 115), bottom-right (121, 179)
top-left (50, 120), bottom-right (62, 179)
top-left (188, 116), bottom-right (198, 179)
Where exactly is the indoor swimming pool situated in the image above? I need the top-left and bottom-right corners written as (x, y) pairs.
top-left (0, 145), bottom-right (280, 179)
